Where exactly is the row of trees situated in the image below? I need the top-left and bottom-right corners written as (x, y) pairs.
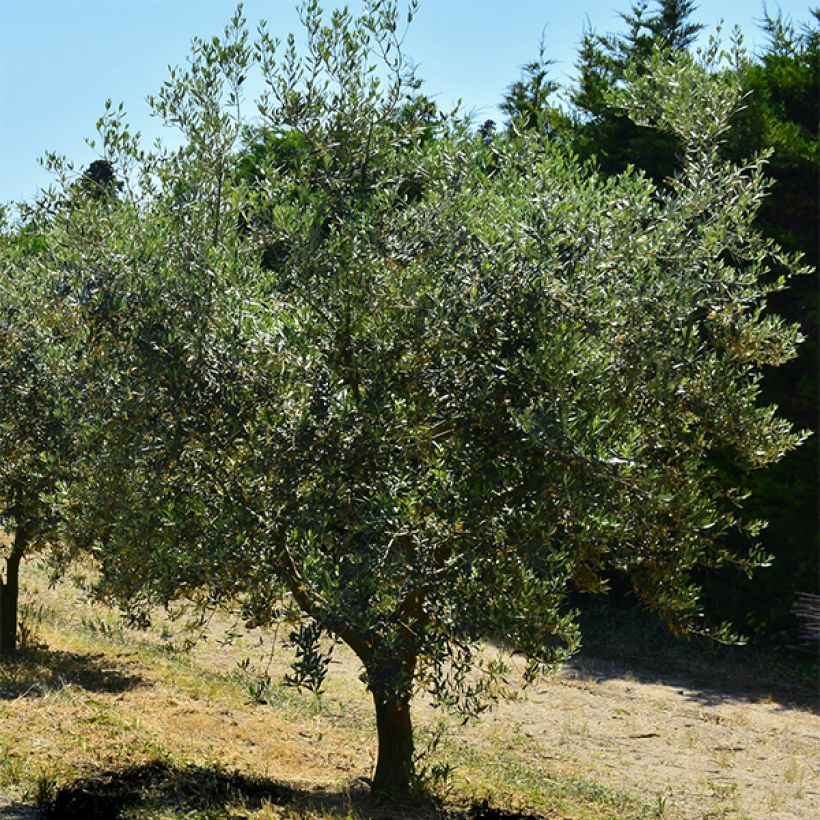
top-left (0, 0), bottom-right (813, 798)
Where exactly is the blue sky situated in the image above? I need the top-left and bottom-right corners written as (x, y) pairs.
top-left (0, 0), bottom-right (814, 204)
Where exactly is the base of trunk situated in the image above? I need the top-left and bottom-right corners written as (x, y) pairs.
top-left (371, 692), bottom-right (415, 798)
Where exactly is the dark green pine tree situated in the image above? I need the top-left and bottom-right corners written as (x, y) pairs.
top-left (650, 0), bottom-right (702, 50)
top-left (79, 159), bottom-right (121, 200)
top-left (571, 0), bottom-right (702, 181)
top-left (518, 1), bottom-right (818, 641)
top-left (708, 10), bottom-right (819, 639)
top-left (500, 33), bottom-right (571, 139)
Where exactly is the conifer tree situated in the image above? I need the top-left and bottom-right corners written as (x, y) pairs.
top-left (571, 0), bottom-right (702, 180)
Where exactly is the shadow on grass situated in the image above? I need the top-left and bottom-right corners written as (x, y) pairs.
top-left (0, 647), bottom-right (144, 699)
top-left (572, 599), bottom-right (819, 712)
top-left (39, 761), bottom-right (540, 819)
top-left (0, 802), bottom-right (39, 819)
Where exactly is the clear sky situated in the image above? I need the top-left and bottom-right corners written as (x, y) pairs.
top-left (0, 0), bottom-right (814, 204)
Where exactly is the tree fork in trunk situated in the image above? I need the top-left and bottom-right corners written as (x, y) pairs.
top-left (371, 690), bottom-right (415, 799)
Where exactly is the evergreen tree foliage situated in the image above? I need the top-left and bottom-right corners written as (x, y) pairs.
top-left (506, 0), bottom-right (818, 639)
top-left (571, 0), bottom-right (702, 180)
top-left (713, 10), bottom-right (819, 636)
top-left (500, 33), bottom-right (570, 138)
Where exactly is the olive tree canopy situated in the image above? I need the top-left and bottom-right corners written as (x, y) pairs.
top-left (0, 218), bottom-right (75, 656)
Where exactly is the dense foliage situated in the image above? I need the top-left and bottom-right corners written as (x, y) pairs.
top-left (0, 218), bottom-right (74, 654)
top-left (717, 12), bottom-right (819, 638)
top-left (570, 0), bottom-right (701, 181)
top-left (502, 0), bottom-right (818, 639)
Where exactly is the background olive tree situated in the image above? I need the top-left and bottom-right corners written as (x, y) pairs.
top-left (0, 215), bottom-right (75, 656)
top-left (34, 1), bottom-right (808, 797)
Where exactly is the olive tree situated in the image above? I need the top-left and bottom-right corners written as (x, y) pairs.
top-left (0, 217), bottom-right (75, 656)
top-left (40, 2), bottom-right (807, 797)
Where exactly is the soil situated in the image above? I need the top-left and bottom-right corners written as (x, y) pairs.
top-left (465, 653), bottom-right (819, 819)
top-left (194, 617), bottom-right (819, 819)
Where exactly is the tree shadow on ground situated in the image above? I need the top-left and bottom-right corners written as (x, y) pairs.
top-left (571, 600), bottom-right (818, 712)
top-left (0, 802), bottom-right (38, 819)
top-left (38, 761), bottom-right (539, 819)
top-left (566, 653), bottom-right (818, 712)
top-left (0, 647), bottom-right (144, 700)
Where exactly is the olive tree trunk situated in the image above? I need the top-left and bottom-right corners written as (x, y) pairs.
top-left (336, 620), bottom-right (419, 797)
top-left (371, 690), bottom-right (415, 798)
top-left (0, 523), bottom-right (28, 657)
top-left (0, 543), bottom-right (23, 657)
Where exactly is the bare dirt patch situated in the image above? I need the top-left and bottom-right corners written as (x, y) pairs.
top-left (164, 600), bottom-right (820, 818)
top-left (469, 654), bottom-right (819, 819)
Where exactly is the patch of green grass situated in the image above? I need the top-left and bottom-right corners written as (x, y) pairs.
top-left (440, 733), bottom-right (651, 819)
top-left (0, 745), bottom-right (26, 789)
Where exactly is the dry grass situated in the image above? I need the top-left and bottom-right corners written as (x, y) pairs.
top-left (5, 559), bottom-right (817, 818)
top-left (0, 560), bottom-right (647, 819)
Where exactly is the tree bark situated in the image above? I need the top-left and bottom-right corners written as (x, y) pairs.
top-left (371, 690), bottom-right (415, 798)
top-left (0, 544), bottom-right (22, 657)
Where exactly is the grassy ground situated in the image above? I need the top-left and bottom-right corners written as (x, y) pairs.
top-left (1, 560), bottom-right (652, 819)
top-left (3, 561), bottom-right (818, 819)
